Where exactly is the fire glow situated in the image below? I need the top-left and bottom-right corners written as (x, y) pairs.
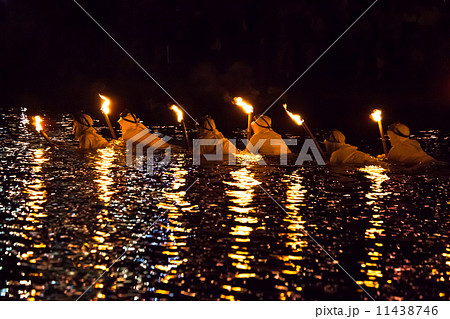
top-left (283, 104), bottom-right (304, 126)
top-left (99, 94), bottom-right (111, 115)
top-left (34, 116), bottom-right (43, 132)
top-left (370, 109), bottom-right (388, 156)
top-left (371, 109), bottom-right (382, 122)
top-left (170, 105), bottom-right (184, 123)
top-left (233, 97), bottom-right (253, 114)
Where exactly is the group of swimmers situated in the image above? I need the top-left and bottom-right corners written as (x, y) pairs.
top-left (71, 110), bottom-right (436, 167)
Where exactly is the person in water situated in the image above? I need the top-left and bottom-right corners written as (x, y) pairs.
top-left (386, 123), bottom-right (434, 165)
top-left (246, 115), bottom-right (291, 155)
top-left (196, 115), bottom-right (235, 155)
top-left (324, 130), bottom-right (377, 164)
top-left (118, 110), bottom-right (171, 150)
top-left (72, 112), bottom-right (109, 150)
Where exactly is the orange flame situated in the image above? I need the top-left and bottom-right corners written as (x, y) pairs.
top-left (34, 116), bottom-right (43, 132)
top-left (170, 105), bottom-right (184, 122)
top-left (283, 104), bottom-right (304, 126)
top-left (233, 97), bottom-right (253, 114)
top-left (99, 94), bottom-right (111, 115)
top-left (371, 109), bottom-right (382, 122)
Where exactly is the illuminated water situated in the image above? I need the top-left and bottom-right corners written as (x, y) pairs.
top-left (1, 108), bottom-right (449, 300)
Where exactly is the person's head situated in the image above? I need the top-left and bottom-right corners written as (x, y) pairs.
top-left (118, 109), bottom-right (139, 127)
top-left (117, 110), bottom-right (142, 135)
top-left (387, 122), bottom-right (410, 145)
top-left (324, 129), bottom-right (345, 154)
top-left (196, 115), bottom-right (217, 136)
top-left (72, 112), bottom-right (93, 138)
top-left (251, 115), bottom-right (272, 134)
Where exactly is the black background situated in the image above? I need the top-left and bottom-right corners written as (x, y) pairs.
top-left (1, 0), bottom-right (449, 138)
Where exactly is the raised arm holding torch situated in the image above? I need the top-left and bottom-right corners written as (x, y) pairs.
top-left (99, 94), bottom-right (117, 140)
top-left (233, 97), bottom-right (253, 142)
top-left (34, 116), bottom-right (57, 147)
top-left (370, 109), bottom-right (388, 156)
top-left (283, 104), bottom-right (327, 161)
top-left (170, 104), bottom-right (190, 151)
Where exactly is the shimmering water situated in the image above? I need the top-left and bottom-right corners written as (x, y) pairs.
top-left (1, 108), bottom-right (449, 301)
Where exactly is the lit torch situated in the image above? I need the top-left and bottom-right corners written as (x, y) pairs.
top-left (33, 116), bottom-right (56, 146)
top-left (99, 94), bottom-right (117, 139)
top-left (233, 97), bottom-right (253, 142)
top-left (170, 104), bottom-right (190, 151)
top-left (370, 109), bottom-right (388, 156)
top-left (283, 104), bottom-right (327, 161)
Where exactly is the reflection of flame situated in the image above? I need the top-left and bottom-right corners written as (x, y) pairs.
top-left (277, 171), bottom-right (308, 285)
top-left (34, 116), bottom-right (43, 132)
top-left (360, 165), bottom-right (391, 206)
top-left (25, 149), bottom-right (49, 213)
top-left (153, 162), bottom-right (196, 294)
top-left (223, 167), bottom-right (259, 287)
top-left (370, 109), bottom-right (382, 122)
top-left (99, 94), bottom-right (111, 115)
top-left (170, 105), bottom-right (184, 122)
top-left (94, 147), bottom-right (116, 203)
top-left (233, 97), bottom-right (253, 114)
top-left (224, 168), bottom-right (261, 214)
top-left (283, 104), bottom-right (304, 126)
top-left (357, 165), bottom-right (390, 291)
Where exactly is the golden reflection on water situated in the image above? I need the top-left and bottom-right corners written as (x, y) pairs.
top-left (357, 165), bottom-right (390, 291)
top-left (153, 163), bottom-right (195, 298)
top-left (277, 170), bottom-right (309, 297)
top-left (20, 148), bottom-right (49, 300)
top-left (222, 168), bottom-right (261, 298)
top-left (281, 170), bottom-right (308, 263)
top-left (94, 147), bottom-right (117, 203)
top-left (90, 147), bottom-right (117, 298)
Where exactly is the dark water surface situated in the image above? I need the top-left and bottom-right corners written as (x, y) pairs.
top-left (1, 108), bottom-right (449, 301)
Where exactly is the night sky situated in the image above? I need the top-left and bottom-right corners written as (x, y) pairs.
top-left (1, 0), bottom-right (449, 137)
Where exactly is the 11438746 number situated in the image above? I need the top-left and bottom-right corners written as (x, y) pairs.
top-left (377, 306), bottom-right (438, 316)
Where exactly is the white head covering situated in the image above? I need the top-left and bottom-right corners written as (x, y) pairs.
top-left (118, 111), bottom-right (147, 135)
top-left (251, 115), bottom-right (272, 134)
top-left (324, 130), bottom-right (346, 154)
top-left (387, 123), bottom-right (410, 146)
top-left (72, 112), bottom-right (94, 139)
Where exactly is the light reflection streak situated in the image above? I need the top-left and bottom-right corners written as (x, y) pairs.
top-left (281, 171), bottom-right (308, 268)
top-left (24, 149), bottom-right (48, 215)
top-left (20, 148), bottom-right (49, 300)
top-left (357, 165), bottom-right (390, 291)
top-left (91, 147), bottom-right (118, 297)
top-left (153, 162), bottom-right (195, 298)
top-left (93, 147), bottom-right (117, 203)
top-left (277, 170), bottom-right (309, 296)
top-left (223, 168), bottom-right (261, 296)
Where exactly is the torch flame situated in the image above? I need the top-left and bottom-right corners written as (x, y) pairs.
top-left (34, 116), bottom-right (43, 132)
top-left (99, 94), bottom-right (111, 115)
top-left (371, 109), bottom-right (382, 122)
top-left (170, 105), bottom-right (184, 122)
top-left (283, 104), bottom-right (304, 126)
top-left (233, 97), bottom-right (253, 114)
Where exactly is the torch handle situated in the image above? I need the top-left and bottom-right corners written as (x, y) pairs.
top-left (378, 121), bottom-right (388, 156)
top-left (302, 123), bottom-right (328, 162)
top-left (103, 114), bottom-right (117, 140)
top-left (182, 120), bottom-right (190, 151)
top-left (40, 131), bottom-right (57, 147)
top-left (247, 113), bottom-right (253, 142)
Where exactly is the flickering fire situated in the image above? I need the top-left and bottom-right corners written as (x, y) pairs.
top-left (34, 116), bottom-right (43, 132)
top-left (283, 104), bottom-right (304, 126)
top-left (233, 97), bottom-right (253, 114)
top-left (99, 94), bottom-right (111, 115)
top-left (170, 105), bottom-right (184, 122)
top-left (371, 109), bottom-right (382, 122)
